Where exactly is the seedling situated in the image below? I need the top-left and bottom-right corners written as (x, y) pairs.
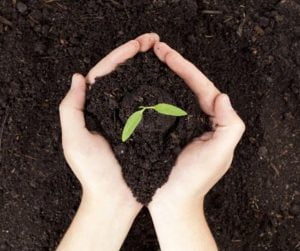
top-left (122, 103), bottom-right (187, 142)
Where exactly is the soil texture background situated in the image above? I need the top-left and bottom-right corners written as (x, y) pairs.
top-left (0, 0), bottom-right (299, 250)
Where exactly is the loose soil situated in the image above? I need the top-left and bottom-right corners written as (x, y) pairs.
top-left (86, 53), bottom-right (207, 204)
top-left (0, 0), bottom-right (299, 250)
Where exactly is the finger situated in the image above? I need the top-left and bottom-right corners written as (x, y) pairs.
top-left (86, 33), bottom-right (160, 84)
top-left (59, 73), bottom-right (88, 141)
top-left (211, 94), bottom-right (245, 150)
top-left (86, 40), bottom-right (140, 84)
top-left (135, 32), bottom-right (160, 52)
top-left (153, 42), bottom-right (220, 115)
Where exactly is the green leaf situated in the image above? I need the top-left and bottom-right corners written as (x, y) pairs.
top-left (121, 110), bottom-right (144, 142)
top-left (153, 103), bottom-right (187, 116)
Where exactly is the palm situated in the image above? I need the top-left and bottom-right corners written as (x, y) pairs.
top-left (174, 138), bottom-right (233, 197)
top-left (63, 131), bottom-right (124, 194)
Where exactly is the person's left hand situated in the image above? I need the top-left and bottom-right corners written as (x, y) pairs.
top-left (58, 34), bottom-right (161, 251)
top-left (59, 33), bottom-right (160, 209)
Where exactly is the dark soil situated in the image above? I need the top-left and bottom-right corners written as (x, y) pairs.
top-left (86, 53), bottom-right (206, 204)
top-left (0, 0), bottom-right (299, 250)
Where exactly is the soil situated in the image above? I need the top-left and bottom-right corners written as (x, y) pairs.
top-left (86, 53), bottom-right (206, 204)
top-left (0, 0), bottom-right (299, 250)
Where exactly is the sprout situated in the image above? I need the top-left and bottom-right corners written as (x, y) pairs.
top-left (122, 103), bottom-right (187, 142)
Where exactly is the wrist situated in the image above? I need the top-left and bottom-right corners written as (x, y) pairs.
top-left (57, 186), bottom-right (142, 251)
top-left (149, 197), bottom-right (217, 251)
top-left (82, 189), bottom-right (142, 216)
top-left (149, 182), bottom-right (205, 216)
top-left (149, 195), bottom-right (205, 223)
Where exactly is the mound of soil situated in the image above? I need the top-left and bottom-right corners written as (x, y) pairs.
top-left (86, 53), bottom-right (207, 204)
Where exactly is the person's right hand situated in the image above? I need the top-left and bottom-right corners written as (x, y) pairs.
top-left (149, 41), bottom-right (245, 207)
top-left (148, 42), bottom-right (245, 251)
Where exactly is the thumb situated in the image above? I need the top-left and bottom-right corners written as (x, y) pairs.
top-left (211, 94), bottom-right (245, 151)
top-left (59, 73), bottom-right (87, 142)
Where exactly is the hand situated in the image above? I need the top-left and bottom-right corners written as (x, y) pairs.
top-left (57, 33), bottom-right (160, 251)
top-left (148, 42), bottom-right (245, 251)
top-left (59, 32), bottom-right (159, 204)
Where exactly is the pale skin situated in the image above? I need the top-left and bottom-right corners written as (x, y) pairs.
top-left (57, 33), bottom-right (245, 251)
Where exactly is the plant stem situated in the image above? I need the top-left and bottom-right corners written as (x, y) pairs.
top-left (138, 105), bottom-right (154, 110)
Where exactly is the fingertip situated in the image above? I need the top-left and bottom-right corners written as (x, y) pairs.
top-left (71, 73), bottom-right (86, 90)
top-left (217, 94), bottom-right (233, 110)
top-left (150, 32), bottom-right (160, 42)
top-left (135, 33), bottom-right (159, 52)
top-left (214, 93), bottom-right (246, 133)
top-left (213, 94), bottom-right (235, 119)
top-left (153, 41), bottom-right (161, 53)
top-left (154, 41), bottom-right (160, 49)
top-left (154, 42), bottom-right (173, 62)
top-left (154, 41), bottom-right (168, 51)
top-left (72, 73), bottom-right (81, 80)
top-left (86, 39), bottom-right (141, 84)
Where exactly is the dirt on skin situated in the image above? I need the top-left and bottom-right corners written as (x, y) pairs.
top-left (0, 0), bottom-right (299, 250)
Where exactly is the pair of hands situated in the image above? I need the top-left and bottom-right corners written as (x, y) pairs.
top-left (58, 33), bottom-right (245, 251)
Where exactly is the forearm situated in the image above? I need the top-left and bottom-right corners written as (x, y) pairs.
top-left (57, 192), bottom-right (141, 251)
top-left (149, 199), bottom-right (217, 251)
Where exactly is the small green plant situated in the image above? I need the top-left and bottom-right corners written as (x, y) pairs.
top-left (122, 103), bottom-right (187, 142)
